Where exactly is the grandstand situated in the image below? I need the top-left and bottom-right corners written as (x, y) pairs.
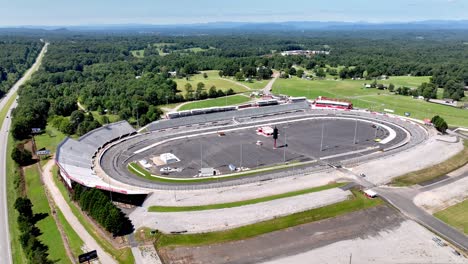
top-left (147, 102), bottom-right (310, 131)
top-left (56, 121), bottom-right (145, 195)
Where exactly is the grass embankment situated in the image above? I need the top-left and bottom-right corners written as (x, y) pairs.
top-left (24, 166), bottom-right (71, 263)
top-left (155, 190), bottom-right (382, 248)
top-left (273, 76), bottom-right (468, 127)
top-left (129, 160), bottom-right (310, 184)
top-left (434, 199), bottom-right (468, 235)
top-left (149, 182), bottom-right (346, 212)
top-left (178, 95), bottom-right (251, 111)
top-left (51, 166), bottom-right (135, 264)
top-left (391, 140), bottom-right (468, 186)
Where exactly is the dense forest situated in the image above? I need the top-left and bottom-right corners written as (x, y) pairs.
top-left (5, 31), bottom-right (468, 140)
top-left (0, 37), bottom-right (42, 97)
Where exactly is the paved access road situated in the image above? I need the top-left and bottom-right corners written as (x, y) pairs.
top-left (376, 186), bottom-right (468, 252)
top-left (0, 41), bottom-right (48, 264)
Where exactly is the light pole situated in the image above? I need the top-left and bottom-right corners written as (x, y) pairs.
top-left (353, 119), bottom-right (358, 144)
top-left (283, 125), bottom-right (288, 163)
top-left (320, 120), bottom-right (325, 152)
top-left (240, 144), bottom-right (243, 169)
top-left (200, 140), bottom-right (203, 170)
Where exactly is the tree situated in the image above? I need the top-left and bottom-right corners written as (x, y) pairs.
top-left (184, 83), bottom-right (194, 100)
top-left (11, 144), bottom-right (34, 166)
top-left (388, 83), bottom-right (395, 92)
top-left (289, 67), bottom-right (296, 76)
top-left (377, 83), bottom-right (385, 90)
top-left (316, 68), bottom-right (326, 78)
top-left (235, 72), bottom-right (244, 81)
top-left (296, 69), bottom-right (304, 78)
top-left (203, 72), bottom-right (208, 79)
top-left (14, 197), bottom-right (34, 221)
top-left (70, 110), bottom-right (85, 129)
top-left (208, 86), bottom-right (217, 98)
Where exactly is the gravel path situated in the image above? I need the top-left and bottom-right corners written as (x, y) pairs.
top-left (131, 188), bottom-right (351, 233)
top-left (42, 160), bottom-right (117, 264)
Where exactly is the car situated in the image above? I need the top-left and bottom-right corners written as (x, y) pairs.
top-left (360, 173), bottom-right (366, 177)
top-left (374, 138), bottom-right (381, 142)
top-left (256, 140), bottom-right (263, 146)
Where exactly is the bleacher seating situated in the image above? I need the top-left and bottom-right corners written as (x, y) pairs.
top-left (56, 121), bottom-right (137, 193)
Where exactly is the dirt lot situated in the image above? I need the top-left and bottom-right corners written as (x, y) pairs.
top-left (158, 205), bottom-right (463, 264)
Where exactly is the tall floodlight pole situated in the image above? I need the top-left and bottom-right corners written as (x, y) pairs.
top-left (200, 140), bottom-right (203, 170)
top-left (240, 144), bottom-right (243, 169)
top-left (320, 121), bottom-right (325, 151)
top-left (353, 119), bottom-right (358, 144)
top-left (283, 125), bottom-right (288, 163)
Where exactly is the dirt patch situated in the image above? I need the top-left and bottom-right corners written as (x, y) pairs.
top-left (158, 205), bottom-right (402, 264)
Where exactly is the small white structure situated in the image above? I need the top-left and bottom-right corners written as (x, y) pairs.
top-left (364, 189), bottom-right (378, 198)
top-left (138, 159), bottom-right (152, 169)
top-left (160, 153), bottom-right (180, 165)
top-left (199, 168), bottom-right (216, 177)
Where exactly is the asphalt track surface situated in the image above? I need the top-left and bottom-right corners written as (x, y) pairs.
top-left (0, 42), bottom-right (48, 264)
top-left (137, 119), bottom-right (386, 177)
top-left (100, 113), bottom-right (408, 190)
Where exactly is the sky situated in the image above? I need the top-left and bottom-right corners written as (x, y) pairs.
top-left (0, 0), bottom-right (467, 26)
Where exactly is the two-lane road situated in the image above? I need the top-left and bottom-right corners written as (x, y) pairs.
top-left (0, 41), bottom-right (48, 264)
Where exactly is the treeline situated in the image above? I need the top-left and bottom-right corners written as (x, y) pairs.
top-left (0, 37), bottom-right (42, 97)
top-left (72, 184), bottom-right (134, 236)
top-left (14, 197), bottom-right (53, 264)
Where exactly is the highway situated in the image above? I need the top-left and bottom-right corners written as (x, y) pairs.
top-left (0, 41), bottom-right (48, 264)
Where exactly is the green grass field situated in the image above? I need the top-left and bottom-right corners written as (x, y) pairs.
top-left (178, 95), bottom-right (251, 111)
top-left (149, 182), bottom-right (345, 212)
top-left (434, 199), bottom-right (468, 234)
top-left (130, 50), bottom-right (144, 58)
top-left (272, 76), bottom-right (468, 127)
top-left (24, 166), bottom-right (71, 263)
top-left (34, 125), bottom-right (66, 153)
top-left (175, 71), bottom-right (249, 95)
top-left (51, 166), bottom-right (134, 264)
top-left (156, 190), bottom-right (382, 248)
top-left (236, 79), bottom-right (269, 90)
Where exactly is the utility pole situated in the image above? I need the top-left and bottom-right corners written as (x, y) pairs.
top-left (320, 121), bottom-right (325, 151)
top-left (200, 140), bottom-right (203, 170)
top-left (353, 119), bottom-right (358, 144)
top-left (240, 144), bottom-right (243, 169)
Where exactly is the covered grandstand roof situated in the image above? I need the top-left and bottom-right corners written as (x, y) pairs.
top-left (147, 102), bottom-right (309, 131)
top-left (56, 121), bottom-right (144, 195)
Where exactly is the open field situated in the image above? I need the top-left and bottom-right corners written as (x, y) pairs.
top-left (178, 94), bottom-right (251, 111)
top-left (34, 125), bottom-right (66, 154)
top-left (435, 199), bottom-right (468, 234)
top-left (149, 182), bottom-right (346, 212)
top-left (24, 166), bottom-right (70, 263)
top-left (175, 70), bottom-right (249, 95)
top-left (55, 208), bottom-right (84, 259)
top-left (51, 167), bottom-right (134, 264)
top-left (273, 77), bottom-right (468, 126)
top-left (155, 190), bottom-right (382, 248)
top-left (391, 140), bottom-right (468, 186)
top-left (130, 50), bottom-right (144, 58)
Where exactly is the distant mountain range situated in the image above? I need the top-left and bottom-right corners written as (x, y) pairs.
top-left (3, 20), bottom-right (468, 33)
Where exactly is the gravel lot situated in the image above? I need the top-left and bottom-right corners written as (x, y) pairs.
top-left (131, 187), bottom-right (351, 233)
top-left (414, 165), bottom-right (468, 213)
top-left (143, 169), bottom-right (347, 207)
top-left (160, 206), bottom-right (466, 264)
top-left (262, 220), bottom-right (466, 264)
top-left (350, 135), bottom-right (464, 185)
